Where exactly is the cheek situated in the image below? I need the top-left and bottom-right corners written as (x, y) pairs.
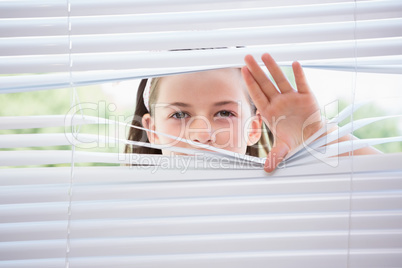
top-left (154, 118), bottom-right (186, 144)
top-left (212, 118), bottom-right (247, 150)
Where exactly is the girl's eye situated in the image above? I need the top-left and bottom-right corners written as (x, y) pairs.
top-left (215, 110), bottom-right (235, 118)
top-left (171, 112), bottom-right (189, 119)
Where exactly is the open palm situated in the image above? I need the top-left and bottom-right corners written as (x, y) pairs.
top-left (242, 53), bottom-right (323, 172)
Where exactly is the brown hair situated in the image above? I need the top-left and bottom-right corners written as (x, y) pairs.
top-left (125, 78), bottom-right (162, 155)
top-left (125, 75), bottom-right (273, 157)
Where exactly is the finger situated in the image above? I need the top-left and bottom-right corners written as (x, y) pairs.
top-left (241, 66), bottom-right (270, 108)
top-left (261, 53), bottom-right (294, 94)
top-left (244, 54), bottom-right (279, 100)
top-left (292, 61), bottom-right (311, 94)
top-left (264, 143), bottom-right (289, 173)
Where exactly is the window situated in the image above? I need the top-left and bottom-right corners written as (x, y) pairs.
top-left (1, 1), bottom-right (401, 267)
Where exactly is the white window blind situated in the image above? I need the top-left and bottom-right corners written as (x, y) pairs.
top-left (1, 0), bottom-right (402, 267)
top-left (1, 0), bottom-right (402, 92)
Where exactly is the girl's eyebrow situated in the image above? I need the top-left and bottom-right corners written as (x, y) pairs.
top-left (166, 102), bottom-right (190, 107)
top-left (165, 100), bottom-right (239, 108)
top-left (213, 100), bottom-right (240, 107)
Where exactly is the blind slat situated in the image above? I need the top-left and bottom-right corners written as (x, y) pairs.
top-left (0, 134), bottom-right (105, 149)
top-left (3, 1), bottom-right (402, 38)
top-left (2, 37), bottom-right (402, 74)
top-left (0, 233), bottom-right (349, 260)
top-left (1, 250), bottom-right (401, 268)
top-left (0, 195), bottom-right (352, 222)
top-left (2, 55), bottom-right (401, 93)
top-left (2, 231), bottom-right (402, 261)
top-left (1, 153), bottom-right (401, 180)
top-left (1, 55), bottom-right (401, 93)
top-left (0, 253), bottom-right (347, 268)
top-left (0, 0), bottom-right (353, 18)
top-left (1, 212), bottom-right (400, 241)
top-left (1, 192), bottom-right (401, 223)
top-left (3, 19), bottom-right (402, 56)
top-left (0, 115), bottom-right (99, 130)
top-left (0, 213), bottom-right (353, 241)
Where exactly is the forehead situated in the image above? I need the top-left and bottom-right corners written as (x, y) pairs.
top-left (156, 68), bottom-right (248, 103)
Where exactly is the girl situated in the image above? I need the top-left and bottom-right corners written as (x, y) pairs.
top-left (126, 53), bottom-right (377, 172)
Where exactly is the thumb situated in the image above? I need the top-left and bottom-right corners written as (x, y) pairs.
top-left (264, 143), bottom-right (290, 173)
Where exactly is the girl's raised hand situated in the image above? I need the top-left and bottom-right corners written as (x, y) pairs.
top-left (242, 53), bottom-right (323, 173)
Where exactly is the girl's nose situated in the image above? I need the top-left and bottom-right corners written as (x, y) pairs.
top-left (187, 117), bottom-right (214, 144)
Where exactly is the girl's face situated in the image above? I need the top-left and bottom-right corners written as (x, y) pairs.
top-left (142, 68), bottom-right (262, 155)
